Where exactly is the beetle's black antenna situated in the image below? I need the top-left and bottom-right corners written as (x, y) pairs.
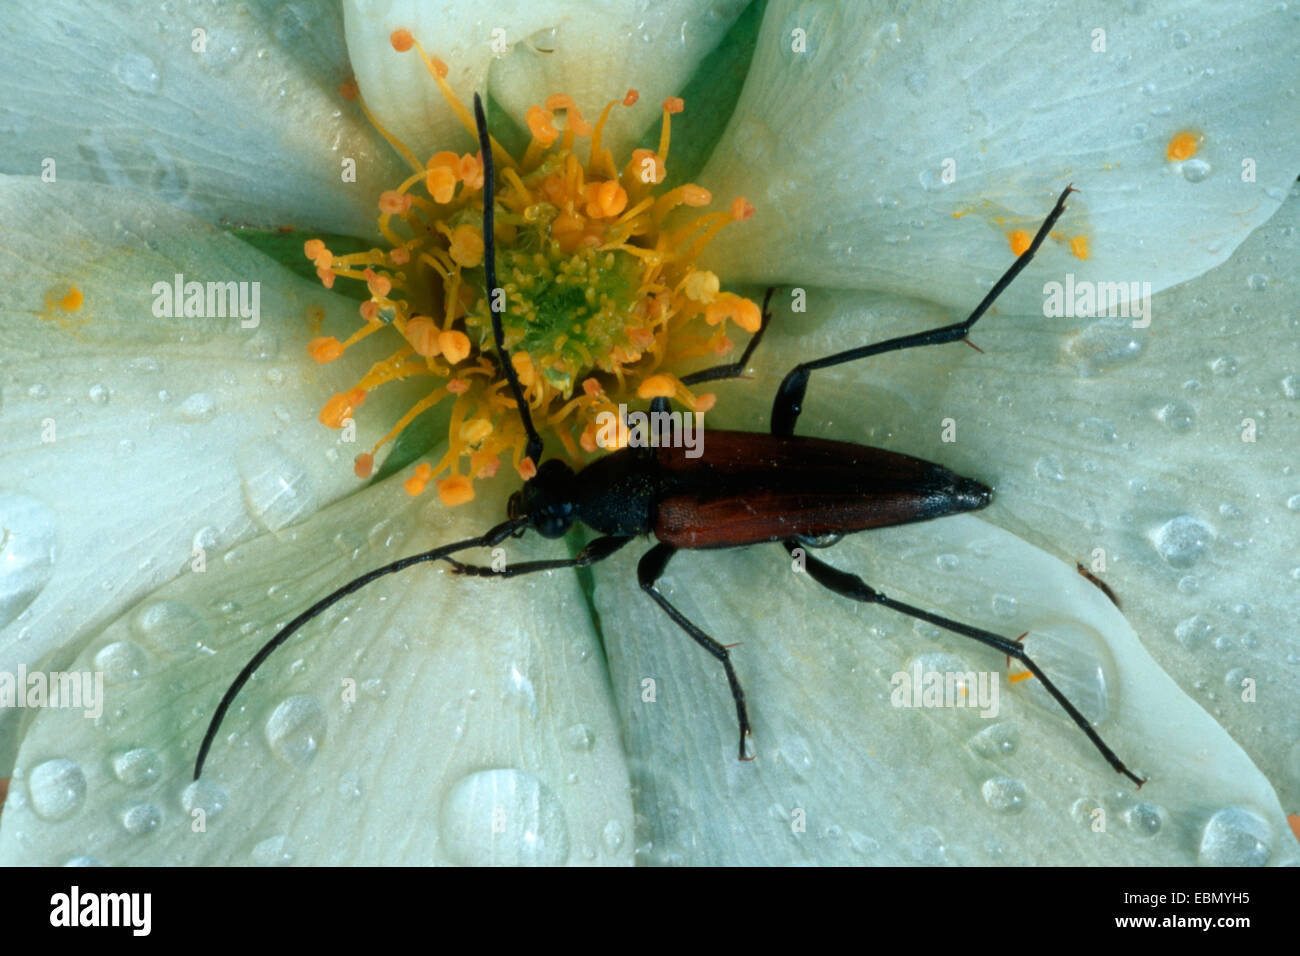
top-left (194, 516), bottom-right (524, 780)
top-left (473, 92), bottom-right (544, 469)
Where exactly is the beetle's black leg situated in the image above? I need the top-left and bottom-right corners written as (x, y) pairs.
top-left (782, 540), bottom-right (1145, 787)
top-left (772, 185), bottom-right (1075, 436)
top-left (678, 286), bottom-right (777, 387)
top-left (638, 543), bottom-right (754, 760)
top-left (443, 535), bottom-right (631, 577)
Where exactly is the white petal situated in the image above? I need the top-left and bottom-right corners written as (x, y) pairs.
top-left (698, 183), bottom-right (1300, 828)
top-left (344, 0), bottom-right (749, 161)
top-left (0, 462), bottom-right (633, 865)
top-left (594, 516), bottom-right (1295, 865)
top-left (0, 2), bottom-right (407, 235)
top-left (0, 177), bottom-right (428, 765)
top-left (700, 0), bottom-right (1300, 314)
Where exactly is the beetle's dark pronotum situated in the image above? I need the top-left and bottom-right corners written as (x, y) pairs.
top-left (195, 93), bottom-right (1145, 788)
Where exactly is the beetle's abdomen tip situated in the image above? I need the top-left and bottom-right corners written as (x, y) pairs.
top-left (953, 476), bottom-right (993, 511)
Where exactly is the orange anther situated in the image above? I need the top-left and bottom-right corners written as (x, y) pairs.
top-left (631, 149), bottom-right (665, 184)
top-left (338, 79), bottom-right (358, 101)
top-left (681, 184), bottom-right (711, 207)
top-left (354, 453), bottom-right (374, 479)
top-left (694, 393), bottom-right (717, 413)
top-left (389, 246), bottom-right (411, 265)
top-left (390, 29), bottom-right (414, 53)
top-left (406, 315), bottom-right (440, 356)
top-left (378, 189), bottom-right (412, 215)
top-left (526, 105), bottom-right (559, 145)
top-left (637, 374), bottom-right (677, 399)
top-left (437, 474), bottom-right (475, 506)
top-left (590, 179), bottom-right (628, 218)
top-left (438, 329), bottom-right (471, 364)
top-left (623, 89), bottom-right (639, 106)
top-left (364, 268), bottom-right (392, 298)
top-left (449, 224), bottom-right (484, 268)
top-left (1007, 229), bottom-right (1031, 256)
top-left (517, 457), bottom-right (538, 481)
top-left (459, 152), bottom-right (484, 189)
top-left (426, 166), bottom-right (457, 203)
top-left (430, 57), bottom-right (449, 78)
top-left (316, 267), bottom-right (336, 289)
top-left (730, 197), bottom-right (754, 221)
top-left (319, 388), bottom-right (367, 428)
top-left (662, 96), bottom-right (684, 114)
top-left (359, 300), bottom-right (380, 322)
top-left (303, 238), bottom-right (325, 259)
top-left (582, 377), bottom-right (603, 396)
top-left (447, 378), bottom-right (470, 394)
top-left (308, 336), bottom-right (345, 363)
top-left (427, 150), bottom-right (460, 172)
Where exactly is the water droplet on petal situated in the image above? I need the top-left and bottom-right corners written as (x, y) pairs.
top-left (1018, 621), bottom-right (1118, 726)
top-left (94, 640), bottom-right (148, 682)
top-left (114, 52), bottom-right (161, 94)
top-left (440, 769), bottom-right (570, 866)
top-left (28, 758), bottom-right (87, 821)
top-left (237, 441), bottom-right (317, 532)
top-left (122, 802), bottom-right (162, 836)
top-left (1125, 801), bottom-right (1163, 836)
top-left (265, 695), bottom-right (326, 766)
top-left (111, 748), bottom-right (162, 788)
top-left (251, 834), bottom-right (295, 865)
top-left (0, 493), bottom-right (58, 628)
top-left (1150, 514), bottom-right (1213, 568)
top-left (1198, 806), bottom-right (1273, 866)
top-left (980, 776), bottom-right (1026, 813)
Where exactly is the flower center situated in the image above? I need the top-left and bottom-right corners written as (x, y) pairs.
top-left (306, 28), bottom-right (758, 506)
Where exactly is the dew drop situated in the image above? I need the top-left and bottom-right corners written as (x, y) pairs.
top-left (111, 748), bottom-right (162, 788)
top-left (237, 441), bottom-right (317, 532)
top-left (1034, 455), bottom-right (1065, 482)
top-left (1245, 273), bottom-right (1268, 291)
top-left (566, 723), bottom-right (595, 752)
top-left (87, 383), bottom-right (110, 405)
top-left (131, 600), bottom-right (207, 656)
top-left (1180, 158), bottom-right (1212, 183)
top-left (1125, 801), bottom-right (1163, 836)
top-left (265, 695), bottom-right (326, 766)
top-left (113, 52), bottom-right (161, 94)
top-left (121, 802), bottom-right (162, 836)
top-left (1061, 318), bottom-right (1144, 376)
top-left (969, 722), bottom-right (1019, 757)
top-left (94, 640), bottom-right (148, 683)
top-left (1158, 400), bottom-right (1196, 432)
top-left (182, 779), bottom-right (227, 818)
top-left (251, 835), bottom-right (295, 865)
top-left (28, 758), bottom-right (87, 821)
top-left (1281, 373), bottom-right (1299, 398)
top-left (936, 553), bottom-right (959, 571)
top-left (1198, 806), bottom-right (1273, 866)
top-left (0, 492), bottom-right (58, 628)
top-left (1018, 621), bottom-right (1118, 725)
top-left (440, 769), bottom-right (570, 866)
top-left (1150, 514), bottom-right (1213, 568)
top-left (980, 776), bottom-right (1026, 813)
top-left (1174, 614), bottom-right (1213, 650)
top-left (918, 166), bottom-right (951, 192)
top-left (178, 392), bottom-right (217, 421)
top-left (992, 594), bottom-right (1018, 618)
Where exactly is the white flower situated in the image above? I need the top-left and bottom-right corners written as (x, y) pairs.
top-left (0, 0), bottom-right (1297, 865)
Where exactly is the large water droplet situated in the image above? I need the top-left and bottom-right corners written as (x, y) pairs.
top-left (1158, 400), bottom-right (1196, 433)
top-left (440, 769), bottom-right (570, 866)
top-left (265, 695), bottom-right (326, 766)
top-left (0, 493), bottom-right (58, 628)
top-left (178, 392), bottom-right (217, 421)
top-left (1180, 158), bottom-right (1212, 183)
top-left (182, 779), bottom-right (227, 818)
top-left (237, 442), bottom-right (317, 532)
top-left (1150, 514), bottom-right (1213, 568)
top-left (1198, 806), bottom-right (1273, 866)
top-left (131, 600), bottom-right (207, 657)
top-left (28, 758), bottom-right (87, 821)
top-left (1018, 620), bottom-right (1118, 726)
top-left (1125, 801), bottom-right (1163, 836)
top-left (251, 835), bottom-right (295, 865)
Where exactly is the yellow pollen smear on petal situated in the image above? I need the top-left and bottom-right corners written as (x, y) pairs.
top-left (59, 286), bottom-right (84, 312)
top-left (1008, 671), bottom-right (1034, 684)
top-left (1007, 229), bottom-right (1031, 256)
top-left (730, 197), bottom-right (754, 221)
top-left (1070, 235), bottom-right (1090, 260)
top-left (1166, 130), bottom-right (1201, 161)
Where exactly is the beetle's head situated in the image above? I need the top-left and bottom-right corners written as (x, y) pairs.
top-left (507, 459), bottom-right (577, 538)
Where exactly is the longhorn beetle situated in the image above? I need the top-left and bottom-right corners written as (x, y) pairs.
top-left (195, 93), bottom-right (1145, 788)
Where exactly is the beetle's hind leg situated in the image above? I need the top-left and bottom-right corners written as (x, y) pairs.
top-left (639, 543), bottom-right (755, 760)
top-left (771, 185), bottom-right (1075, 437)
top-left (782, 539), bottom-right (1146, 788)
